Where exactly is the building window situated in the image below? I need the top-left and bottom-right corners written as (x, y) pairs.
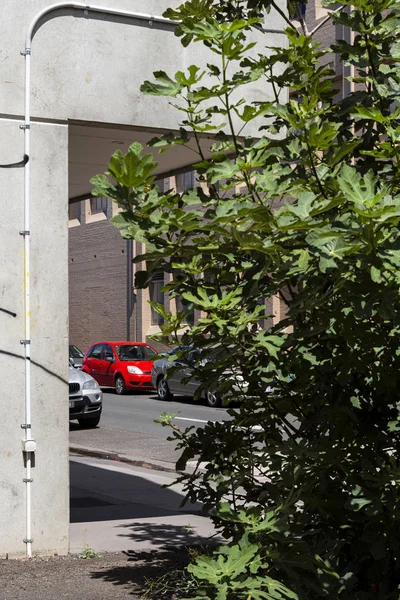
top-left (176, 295), bottom-right (195, 326)
top-left (174, 268), bottom-right (194, 325)
top-left (150, 273), bottom-right (164, 326)
top-left (68, 201), bottom-right (81, 221)
top-left (90, 196), bottom-right (108, 216)
top-left (155, 178), bottom-right (170, 193)
top-left (176, 171), bottom-right (195, 193)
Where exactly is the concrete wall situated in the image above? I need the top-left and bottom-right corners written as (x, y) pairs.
top-left (0, 119), bottom-right (69, 556)
top-left (0, 1), bottom-right (285, 130)
top-left (0, 0), bottom-right (286, 557)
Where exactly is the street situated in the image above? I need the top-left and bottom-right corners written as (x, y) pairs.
top-left (70, 389), bottom-right (231, 468)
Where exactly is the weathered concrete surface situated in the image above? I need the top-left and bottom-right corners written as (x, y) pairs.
top-left (0, 119), bottom-right (69, 558)
top-left (0, 1), bottom-right (286, 131)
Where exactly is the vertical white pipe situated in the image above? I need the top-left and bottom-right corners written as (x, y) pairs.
top-left (24, 51), bottom-right (31, 440)
top-left (23, 47), bottom-right (32, 559)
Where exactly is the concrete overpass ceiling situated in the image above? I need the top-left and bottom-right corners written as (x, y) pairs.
top-left (69, 121), bottom-right (215, 202)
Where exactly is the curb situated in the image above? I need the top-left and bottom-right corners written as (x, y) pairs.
top-left (69, 445), bottom-right (178, 474)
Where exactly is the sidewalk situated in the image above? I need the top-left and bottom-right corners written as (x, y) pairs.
top-left (69, 454), bottom-right (217, 555)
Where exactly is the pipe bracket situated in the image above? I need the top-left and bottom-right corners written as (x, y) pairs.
top-left (20, 339), bottom-right (31, 345)
top-left (20, 49), bottom-right (31, 56)
top-left (20, 124), bottom-right (30, 130)
top-left (23, 478), bottom-right (33, 483)
top-left (23, 539), bottom-right (33, 544)
top-left (21, 424), bottom-right (32, 429)
top-left (19, 230), bottom-right (30, 236)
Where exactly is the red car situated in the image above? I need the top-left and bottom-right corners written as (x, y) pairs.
top-left (82, 341), bottom-right (158, 395)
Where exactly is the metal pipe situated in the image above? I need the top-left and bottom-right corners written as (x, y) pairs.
top-left (21, 1), bottom-right (176, 558)
top-left (21, 42), bottom-right (33, 558)
top-left (25, 2), bottom-right (175, 48)
top-left (126, 238), bottom-right (133, 341)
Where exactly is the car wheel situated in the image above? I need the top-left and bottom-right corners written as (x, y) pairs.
top-left (206, 389), bottom-right (221, 408)
top-left (157, 377), bottom-right (173, 401)
top-left (115, 375), bottom-right (126, 395)
top-left (78, 415), bottom-right (101, 428)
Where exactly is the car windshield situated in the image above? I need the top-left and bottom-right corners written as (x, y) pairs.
top-left (115, 345), bottom-right (157, 361)
top-left (69, 344), bottom-right (84, 358)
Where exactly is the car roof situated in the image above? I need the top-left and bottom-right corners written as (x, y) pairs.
top-left (89, 341), bottom-right (152, 346)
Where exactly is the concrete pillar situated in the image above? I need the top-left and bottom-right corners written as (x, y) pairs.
top-left (0, 119), bottom-right (69, 557)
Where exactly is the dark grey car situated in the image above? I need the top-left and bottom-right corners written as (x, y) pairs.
top-left (151, 348), bottom-right (248, 408)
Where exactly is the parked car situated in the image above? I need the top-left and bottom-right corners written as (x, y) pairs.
top-left (82, 341), bottom-right (158, 395)
top-left (151, 348), bottom-right (248, 408)
top-left (69, 364), bottom-right (102, 428)
top-left (69, 344), bottom-right (85, 369)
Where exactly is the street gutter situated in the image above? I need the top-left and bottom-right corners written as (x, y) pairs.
top-left (69, 444), bottom-right (179, 473)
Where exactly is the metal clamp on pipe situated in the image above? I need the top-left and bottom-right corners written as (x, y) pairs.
top-left (21, 439), bottom-right (36, 453)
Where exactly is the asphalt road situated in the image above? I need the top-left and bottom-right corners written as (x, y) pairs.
top-left (69, 389), bottom-right (230, 468)
top-left (101, 389), bottom-right (230, 433)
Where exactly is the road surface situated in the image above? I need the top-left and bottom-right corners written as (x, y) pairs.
top-left (70, 390), bottom-right (231, 468)
top-left (101, 389), bottom-right (229, 432)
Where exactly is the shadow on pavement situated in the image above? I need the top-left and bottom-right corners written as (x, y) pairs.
top-left (117, 520), bottom-right (212, 548)
top-left (89, 548), bottom-right (191, 596)
top-left (70, 459), bottom-right (202, 524)
top-left (69, 422), bottom-right (96, 431)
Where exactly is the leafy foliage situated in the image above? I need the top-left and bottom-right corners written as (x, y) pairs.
top-left (92, 0), bottom-right (400, 598)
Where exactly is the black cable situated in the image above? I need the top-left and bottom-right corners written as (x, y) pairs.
top-left (0, 154), bottom-right (29, 168)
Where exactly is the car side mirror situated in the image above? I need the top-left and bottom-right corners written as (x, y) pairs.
top-left (69, 357), bottom-right (75, 367)
top-left (105, 354), bottom-right (114, 362)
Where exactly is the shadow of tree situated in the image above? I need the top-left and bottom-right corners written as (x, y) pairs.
top-left (90, 547), bottom-right (194, 598)
top-left (117, 520), bottom-right (216, 548)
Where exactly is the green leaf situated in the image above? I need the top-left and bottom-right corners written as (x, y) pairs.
top-left (205, 159), bottom-right (239, 184)
top-left (370, 265), bottom-right (383, 283)
top-left (189, 541), bottom-right (259, 583)
top-left (337, 164), bottom-right (376, 205)
top-left (175, 65), bottom-right (205, 86)
top-left (350, 396), bottom-right (361, 409)
top-left (352, 106), bottom-right (386, 124)
top-left (134, 270), bottom-right (152, 289)
top-left (107, 142), bottom-right (157, 189)
top-left (347, 497), bottom-right (372, 511)
top-left (90, 174), bottom-right (115, 197)
top-left (141, 71), bottom-right (184, 97)
top-left (286, 192), bottom-right (316, 220)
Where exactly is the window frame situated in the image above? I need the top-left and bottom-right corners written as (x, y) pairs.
top-left (149, 273), bottom-right (165, 326)
top-left (90, 196), bottom-right (108, 216)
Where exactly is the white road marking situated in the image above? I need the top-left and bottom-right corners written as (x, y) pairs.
top-left (174, 417), bottom-right (212, 424)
